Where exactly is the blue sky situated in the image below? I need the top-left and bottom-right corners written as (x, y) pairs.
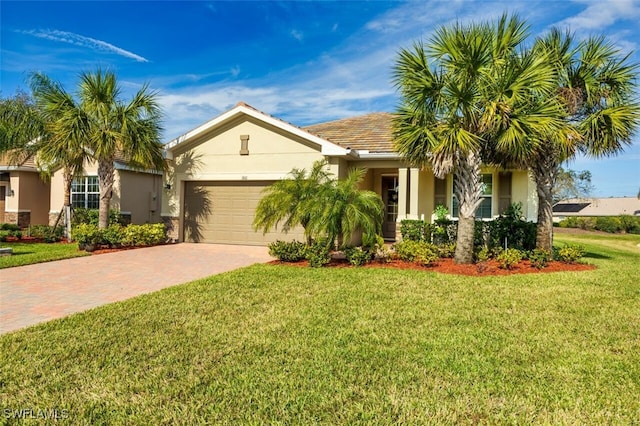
top-left (1, 0), bottom-right (639, 197)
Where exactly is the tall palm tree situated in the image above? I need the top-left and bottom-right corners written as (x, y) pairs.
top-left (393, 14), bottom-right (559, 263)
top-left (529, 30), bottom-right (639, 251)
top-left (307, 167), bottom-right (384, 248)
top-left (0, 91), bottom-right (44, 162)
top-left (78, 70), bottom-right (165, 229)
top-left (30, 70), bottom-right (165, 229)
top-left (29, 73), bottom-right (91, 222)
top-left (253, 160), bottom-right (331, 243)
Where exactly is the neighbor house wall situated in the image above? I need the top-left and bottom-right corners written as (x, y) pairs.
top-left (2, 171), bottom-right (50, 226)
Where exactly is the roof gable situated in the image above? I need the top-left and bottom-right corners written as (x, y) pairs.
top-left (165, 102), bottom-right (348, 157)
top-left (304, 112), bottom-right (394, 153)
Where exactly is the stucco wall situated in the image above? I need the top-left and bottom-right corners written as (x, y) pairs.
top-left (17, 172), bottom-right (50, 225)
top-left (50, 160), bottom-right (100, 213)
top-left (117, 169), bottom-right (162, 224)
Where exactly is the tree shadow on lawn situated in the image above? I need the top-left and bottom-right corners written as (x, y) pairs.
top-left (582, 251), bottom-right (611, 260)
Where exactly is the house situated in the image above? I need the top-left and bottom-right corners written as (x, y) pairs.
top-left (161, 102), bottom-right (538, 245)
top-left (0, 153), bottom-right (51, 226)
top-left (553, 197), bottom-right (640, 221)
top-left (0, 153), bottom-right (163, 227)
top-left (48, 156), bottom-right (163, 226)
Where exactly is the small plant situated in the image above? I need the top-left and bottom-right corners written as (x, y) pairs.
top-left (0, 230), bottom-right (11, 242)
top-left (496, 248), bottom-right (523, 270)
top-left (400, 220), bottom-right (426, 241)
top-left (433, 204), bottom-right (449, 222)
top-left (268, 240), bottom-right (307, 262)
top-left (529, 249), bottom-right (551, 269)
top-left (0, 223), bottom-right (21, 231)
top-left (393, 240), bottom-right (439, 266)
top-left (438, 242), bottom-right (456, 258)
top-left (71, 223), bottom-right (101, 246)
top-left (101, 224), bottom-right (124, 248)
top-left (28, 225), bottom-right (63, 242)
top-left (554, 244), bottom-right (585, 264)
top-left (121, 224), bottom-right (166, 247)
top-left (344, 246), bottom-right (374, 266)
top-left (475, 246), bottom-right (491, 263)
top-left (306, 240), bottom-right (332, 268)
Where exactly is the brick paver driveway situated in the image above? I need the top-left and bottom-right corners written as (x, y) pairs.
top-left (0, 244), bottom-right (271, 334)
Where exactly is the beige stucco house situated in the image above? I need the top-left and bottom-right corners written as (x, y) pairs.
top-left (0, 154), bottom-right (51, 226)
top-left (48, 157), bottom-right (163, 225)
top-left (162, 102), bottom-right (539, 245)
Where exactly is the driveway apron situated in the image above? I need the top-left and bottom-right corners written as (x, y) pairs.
top-left (0, 244), bottom-right (271, 334)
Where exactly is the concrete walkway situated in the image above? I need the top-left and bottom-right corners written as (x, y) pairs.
top-left (0, 244), bottom-right (271, 334)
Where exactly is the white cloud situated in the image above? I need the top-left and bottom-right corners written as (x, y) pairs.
top-left (18, 29), bottom-right (149, 62)
top-left (290, 29), bottom-right (304, 42)
top-left (555, 0), bottom-right (640, 32)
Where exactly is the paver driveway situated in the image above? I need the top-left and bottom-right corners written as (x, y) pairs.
top-left (0, 244), bottom-right (271, 334)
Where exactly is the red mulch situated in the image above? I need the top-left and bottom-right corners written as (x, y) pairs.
top-left (268, 257), bottom-right (595, 276)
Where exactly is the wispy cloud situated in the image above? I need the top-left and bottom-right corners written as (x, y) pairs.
top-left (555, 0), bottom-right (640, 32)
top-left (18, 29), bottom-right (149, 62)
top-left (290, 29), bottom-right (304, 42)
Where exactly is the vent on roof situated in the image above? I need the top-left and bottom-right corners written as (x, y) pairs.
top-left (553, 202), bottom-right (590, 213)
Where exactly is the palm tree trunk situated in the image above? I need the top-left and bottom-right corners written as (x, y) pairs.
top-left (98, 158), bottom-right (115, 229)
top-left (533, 153), bottom-right (559, 252)
top-left (453, 151), bottom-right (483, 264)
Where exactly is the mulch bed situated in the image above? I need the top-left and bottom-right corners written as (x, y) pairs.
top-left (268, 258), bottom-right (595, 276)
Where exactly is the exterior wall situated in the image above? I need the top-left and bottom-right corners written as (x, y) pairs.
top-left (512, 170), bottom-right (537, 221)
top-left (163, 115), bottom-right (329, 241)
top-left (116, 169), bottom-right (163, 224)
top-left (49, 160), bottom-right (99, 215)
top-left (2, 171), bottom-right (50, 226)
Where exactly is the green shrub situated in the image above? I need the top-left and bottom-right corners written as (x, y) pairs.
top-left (554, 244), bottom-right (585, 264)
top-left (306, 240), bottom-right (331, 268)
top-left (496, 248), bottom-right (523, 270)
top-left (71, 223), bottom-right (101, 245)
top-left (101, 224), bottom-right (124, 247)
top-left (619, 215), bottom-right (640, 234)
top-left (72, 208), bottom-right (122, 227)
top-left (577, 217), bottom-right (596, 230)
top-left (438, 242), bottom-right (456, 259)
top-left (400, 220), bottom-right (426, 242)
top-left (475, 246), bottom-right (491, 263)
top-left (28, 225), bottom-right (63, 242)
top-left (0, 230), bottom-right (10, 242)
top-left (393, 240), bottom-right (439, 266)
top-left (121, 224), bottom-right (166, 247)
top-left (595, 216), bottom-right (622, 233)
top-left (268, 240), bottom-right (307, 262)
top-left (558, 217), bottom-right (579, 228)
top-left (529, 249), bottom-right (551, 269)
top-left (0, 223), bottom-right (21, 231)
top-left (344, 246), bottom-right (374, 266)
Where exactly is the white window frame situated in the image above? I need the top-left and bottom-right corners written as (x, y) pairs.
top-left (71, 176), bottom-right (100, 209)
top-left (452, 173), bottom-right (493, 219)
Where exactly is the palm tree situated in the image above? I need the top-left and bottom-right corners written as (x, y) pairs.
top-left (0, 91), bottom-right (44, 162)
top-left (29, 73), bottom-right (91, 228)
top-left (393, 14), bottom-right (559, 263)
top-left (529, 30), bottom-right (639, 251)
top-left (253, 160), bottom-right (331, 243)
top-left (78, 70), bottom-right (165, 229)
top-left (307, 167), bottom-right (384, 248)
top-left (29, 70), bottom-right (165, 229)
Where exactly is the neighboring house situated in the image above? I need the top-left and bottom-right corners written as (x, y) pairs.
top-left (553, 197), bottom-right (640, 221)
top-left (48, 155), bottom-right (163, 226)
top-left (162, 102), bottom-right (538, 245)
top-left (0, 154), bottom-right (51, 226)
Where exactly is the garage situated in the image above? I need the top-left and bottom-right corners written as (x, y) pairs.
top-left (183, 181), bottom-right (304, 245)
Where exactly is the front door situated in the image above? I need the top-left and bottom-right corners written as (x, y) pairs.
top-left (381, 176), bottom-right (398, 240)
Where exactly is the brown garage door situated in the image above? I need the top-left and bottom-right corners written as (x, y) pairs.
top-left (183, 181), bottom-right (305, 245)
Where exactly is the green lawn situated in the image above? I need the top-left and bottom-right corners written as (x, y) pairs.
top-left (1, 233), bottom-right (639, 424)
top-left (0, 242), bottom-right (88, 269)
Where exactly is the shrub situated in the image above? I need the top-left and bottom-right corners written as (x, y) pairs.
top-left (121, 224), bottom-right (166, 247)
top-left (71, 223), bottom-right (101, 245)
top-left (558, 217), bottom-right (579, 228)
top-left (496, 248), bottom-right (523, 270)
top-left (595, 216), bottom-right (622, 233)
top-left (619, 215), bottom-right (640, 234)
top-left (268, 240), bottom-right (307, 262)
top-left (529, 249), bottom-right (551, 269)
top-left (400, 220), bottom-right (426, 242)
top-left (0, 230), bottom-right (10, 242)
top-left (72, 208), bottom-right (122, 227)
top-left (393, 240), bottom-right (439, 266)
top-left (306, 240), bottom-right (331, 268)
top-left (555, 244), bottom-right (585, 264)
top-left (344, 246), bottom-right (374, 266)
top-left (101, 224), bottom-right (124, 247)
top-left (438, 242), bottom-right (456, 259)
top-left (0, 223), bottom-right (21, 231)
top-left (475, 246), bottom-right (491, 263)
top-left (577, 217), bottom-right (596, 231)
top-left (28, 225), bottom-right (63, 242)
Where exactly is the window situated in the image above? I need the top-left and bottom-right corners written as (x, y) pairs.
top-left (71, 176), bottom-right (99, 209)
top-left (452, 174), bottom-right (493, 219)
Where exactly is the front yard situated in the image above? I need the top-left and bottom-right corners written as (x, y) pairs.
top-left (1, 233), bottom-right (639, 423)
top-left (0, 242), bottom-right (89, 269)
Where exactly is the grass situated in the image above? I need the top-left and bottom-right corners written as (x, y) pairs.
top-left (1, 233), bottom-right (639, 423)
top-left (0, 242), bottom-right (89, 269)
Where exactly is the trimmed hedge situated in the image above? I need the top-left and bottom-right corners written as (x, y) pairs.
top-left (558, 215), bottom-right (640, 234)
top-left (71, 223), bottom-right (166, 250)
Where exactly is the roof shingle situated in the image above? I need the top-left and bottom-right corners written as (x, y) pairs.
top-left (304, 112), bottom-right (394, 153)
